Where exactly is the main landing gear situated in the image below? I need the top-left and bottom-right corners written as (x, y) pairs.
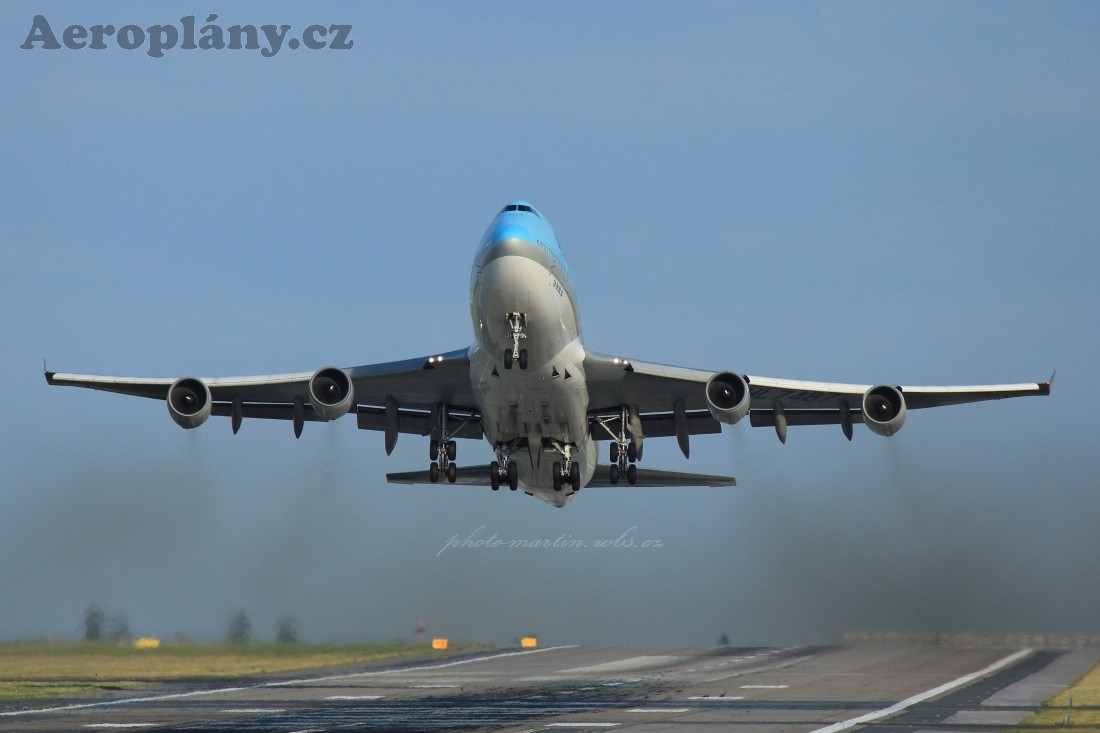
top-left (596, 407), bottom-right (640, 485)
top-left (427, 405), bottom-right (474, 484)
top-left (549, 441), bottom-right (581, 493)
top-left (489, 441), bottom-right (521, 491)
top-left (504, 312), bottom-right (528, 370)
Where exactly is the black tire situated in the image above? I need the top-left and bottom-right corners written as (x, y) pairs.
top-left (446, 440), bottom-right (457, 462)
top-left (507, 461), bottom-right (519, 490)
top-left (447, 462), bottom-right (457, 484)
top-left (490, 461), bottom-right (500, 491)
top-left (519, 349), bottom-right (528, 370)
top-left (610, 442), bottom-right (619, 463)
top-left (627, 463), bottom-right (637, 485)
top-left (609, 464), bottom-right (619, 485)
top-left (570, 462), bottom-right (580, 491)
top-left (429, 463), bottom-right (439, 483)
top-left (627, 442), bottom-right (638, 463)
top-left (505, 349), bottom-right (513, 369)
top-left (429, 439), bottom-right (439, 460)
top-left (552, 462), bottom-right (562, 491)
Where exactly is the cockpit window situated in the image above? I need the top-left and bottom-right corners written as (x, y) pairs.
top-left (499, 204), bottom-right (540, 217)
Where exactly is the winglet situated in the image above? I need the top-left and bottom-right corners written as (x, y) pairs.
top-left (43, 359), bottom-right (57, 385)
top-left (1039, 370), bottom-right (1055, 396)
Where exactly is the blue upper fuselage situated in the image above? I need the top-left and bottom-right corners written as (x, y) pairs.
top-left (473, 200), bottom-right (574, 288)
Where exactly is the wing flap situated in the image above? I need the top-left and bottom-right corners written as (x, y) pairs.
top-left (357, 406), bottom-right (483, 439)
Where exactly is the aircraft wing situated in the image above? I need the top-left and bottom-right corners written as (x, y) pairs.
top-left (45, 346), bottom-right (481, 440)
top-left (387, 464), bottom-right (735, 488)
top-left (583, 349), bottom-right (1052, 442)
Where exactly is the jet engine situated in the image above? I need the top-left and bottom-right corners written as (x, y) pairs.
top-left (862, 384), bottom-right (907, 437)
top-left (705, 371), bottom-right (751, 425)
top-left (309, 367), bottom-right (355, 420)
top-left (167, 377), bottom-right (211, 429)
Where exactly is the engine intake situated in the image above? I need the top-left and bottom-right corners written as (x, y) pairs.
top-left (167, 377), bottom-right (211, 429)
top-left (862, 384), bottom-right (907, 437)
top-left (705, 371), bottom-right (751, 425)
top-left (309, 366), bottom-right (355, 420)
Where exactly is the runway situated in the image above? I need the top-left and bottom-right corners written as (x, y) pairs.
top-left (2, 643), bottom-right (1096, 732)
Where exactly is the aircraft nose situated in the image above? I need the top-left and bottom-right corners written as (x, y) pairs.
top-left (489, 223), bottom-right (532, 244)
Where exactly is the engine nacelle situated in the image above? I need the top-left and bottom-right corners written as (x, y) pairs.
top-left (862, 384), bottom-right (907, 437)
top-left (705, 371), bottom-right (751, 425)
top-left (309, 366), bottom-right (355, 420)
top-left (167, 377), bottom-right (211, 429)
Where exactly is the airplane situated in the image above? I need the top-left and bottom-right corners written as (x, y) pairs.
top-left (46, 200), bottom-right (1052, 508)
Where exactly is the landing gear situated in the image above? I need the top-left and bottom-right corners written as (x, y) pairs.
top-left (598, 407), bottom-right (640, 486)
top-left (490, 441), bottom-right (522, 491)
top-left (428, 405), bottom-right (472, 484)
top-left (548, 442), bottom-right (582, 492)
top-left (504, 313), bottom-right (529, 370)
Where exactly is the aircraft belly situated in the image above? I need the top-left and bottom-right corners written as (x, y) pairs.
top-left (469, 254), bottom-right (592, 503)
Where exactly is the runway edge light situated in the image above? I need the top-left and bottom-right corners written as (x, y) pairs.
top-left (521, 637), bottom-right (537, 648)
top-left (432, 638), bottom-right (448, 650)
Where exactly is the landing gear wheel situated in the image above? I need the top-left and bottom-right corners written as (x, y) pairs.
top-left (490, 461), bottom-right (500, 491)
top-left (627, 442), bottom-right (638, 463)
top-left (609, 464), bottom-right (620, 485)
top-left (429, 463), bottom-right (440, 483)
top-left (445, 440), bottom-right (457, 462)
top-left (447, 462), bottom-right (457, 484)
top-left (504, 349), bottom-right (513, 369)
top-left (627, 463), bottom-right (637, 486)
top-left (507, 461), bottom-right (519, 490)
top-left (570, 462), bottom-right (580, 491)
top-left (552, 462), bottom-right (563, 492)
top-left (429, 439), bottom-right (440, 459)
top-left (610, 442), bottom-right (619, 463)
top-left (518, 349), bottom-right (528, 370)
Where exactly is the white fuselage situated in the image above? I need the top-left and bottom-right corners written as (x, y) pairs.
top-left (468, 218), bottom-right (596, 506)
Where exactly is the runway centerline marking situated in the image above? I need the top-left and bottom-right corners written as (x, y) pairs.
top-left (0, 645), bottom-right (578, 718)
top-left (741, 684), bottom-right (789, 689)
top-left (808, 649), bottom-right (1033, 733)
top-left (627, 707), bottom-right (690, 713)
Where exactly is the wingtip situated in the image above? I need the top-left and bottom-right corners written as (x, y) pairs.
top-left (1041, 369), bottom-right (1056, 395)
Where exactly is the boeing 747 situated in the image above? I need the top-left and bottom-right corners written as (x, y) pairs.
top-left (46, 201), bottom-right (1051, 507)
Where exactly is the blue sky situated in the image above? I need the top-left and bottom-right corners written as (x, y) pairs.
top-left (2, 2), bottom-right (1098, 646)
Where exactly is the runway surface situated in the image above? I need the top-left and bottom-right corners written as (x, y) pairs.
top-left (2, 643), bottom-right (1097, 732)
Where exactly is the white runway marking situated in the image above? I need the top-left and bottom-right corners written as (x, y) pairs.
top-left (627, 707), bottom-right (690, 713)
top-left (687, 695), bottom-right (743, 700)
top-left (0, 646), bottom-right (577, 718)
top-left (411, 684), bottom-right (460, 688)
top-left (808, 649), bottom-right (1033, 733)
top-left (219, 708), bottom-right (284, 714)
top-left (325, 695), bottom-right (385, 700)
top-left (741, 684), bottom-right (789, 689)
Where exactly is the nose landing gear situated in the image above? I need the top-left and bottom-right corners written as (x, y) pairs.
top-left (504, 312), bottom-right (528, 370)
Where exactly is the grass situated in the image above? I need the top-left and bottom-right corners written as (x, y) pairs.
top-left (0, 641), bottom-right (477, 700)
top-left (1011, 657), bottom-right (1100, 731)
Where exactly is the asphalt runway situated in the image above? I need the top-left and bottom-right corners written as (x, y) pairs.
top-left (2, 643), bottom-right (1097, 732)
